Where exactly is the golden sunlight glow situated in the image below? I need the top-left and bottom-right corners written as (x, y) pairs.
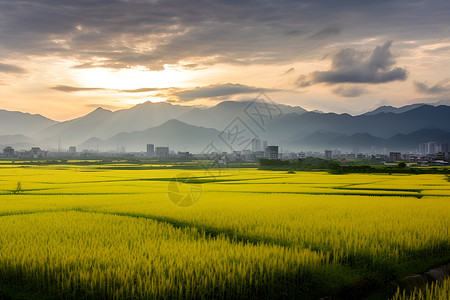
top-left (73, 67), bottom-right (189, 90)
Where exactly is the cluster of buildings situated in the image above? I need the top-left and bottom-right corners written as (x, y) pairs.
top-left (144, 140), bottom-right (280, 161)
top-left (146, 144), bottom-right (168, 158)
top-left (1, 145), bottom-right (95, 159)
top-left (202, 146), bottom-right (279, 163)
top-left (250, 139), bottom-right (279, 159)
top-left (1, 146), bottom-right (48, 159)
top-left (146, 144), bottom-right (193, 159)
top-left (389, 141), bottom-right (449, 164)
top-left (385, 151), bottom-right (448, 166)
top-left (320, 141), bottom-right (449, 165)
top-left (1, 139), bottom-right (449, 165)
top-left (419, 142), bottom-right (448, 156)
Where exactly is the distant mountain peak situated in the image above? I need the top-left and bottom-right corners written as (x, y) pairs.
top-left (92, 107), bottom-right (112, 113)
top-left (130, 101), bottom-right (190, 110)
top-left (363, 103), bottom-right (426, 116)
top-left (79, 107), bottom-right (113, 119)
top-left (134, 101), bottom-right (168, 107)
top-left (159, 119), bottom-right (188, 126)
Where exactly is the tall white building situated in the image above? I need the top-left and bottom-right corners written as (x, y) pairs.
top-left (147, 144), bottom-right (155, 156)
top-left (427, 141), bottom-right (437, 155)
top-left (155, 146), bottom-right (169, 158)
top-left (419, 143), bottom-right (427, 156)
top-left (251, 138), bottom-right (261, 152)
top-left (69, 146), bottom-right (77, 155)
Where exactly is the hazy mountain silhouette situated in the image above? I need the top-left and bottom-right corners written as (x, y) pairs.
top-left (2, 102), bottom-right (450, 152)
top-left (78, 119), bottom-right (224, 153)
top-left (38, 100), bottom-right (306, 147)
top-left (0, 134), bottom-right (38, 150)
top-left (363, 103), bottom-right (426, 115)
top-left (291, 128), bottom-right (450, 151)
top-left (270, 105), bottom-right (450, 145)
top-left (387, 128), bottom-right (450, 148)
top-left (0, 109), bottom-right (57, 136)
top-left (293, 131), bottom-right (385, 151)
top-left (178, 100), bottom-right (307, 130)
top-left (292, 130), bottom-right (346, 146)
top-left (39, 102), bottom-right (193, 144)
top-left (39, 107), bottom-right (114, 144)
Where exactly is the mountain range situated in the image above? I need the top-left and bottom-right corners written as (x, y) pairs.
top-left (0, 109), bottom-right (57, 136)
top-left (296, 128), bottom-right (450, 151)
top-left (0, 101), bottom-right (449, 153)
top-left (78, 119), bottom-right (224, 153)
top-left (362, 103), bottom-right (427, 116)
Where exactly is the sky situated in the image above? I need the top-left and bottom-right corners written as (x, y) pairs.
top-left (0, 0), bottom-right (449, 121)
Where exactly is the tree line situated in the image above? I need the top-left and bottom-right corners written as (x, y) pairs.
top-left (259, 158), bottom-right (449, 174)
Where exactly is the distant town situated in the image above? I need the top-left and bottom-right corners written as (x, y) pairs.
top-left (1, 138), bottom-right (448, 166)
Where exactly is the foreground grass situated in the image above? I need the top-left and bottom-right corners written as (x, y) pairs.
top-left (390, 277), bottom-right (450, 300)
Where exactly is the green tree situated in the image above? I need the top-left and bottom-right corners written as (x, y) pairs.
top-left (397, 161), bottom-right (406, 168)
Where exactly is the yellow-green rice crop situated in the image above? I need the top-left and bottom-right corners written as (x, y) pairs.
top-left (0, 165), bottom-right (449, 299)
top-left (390, 277), bottom-right (450, 300)
top-left (0, 211), bottom-right (347, 299)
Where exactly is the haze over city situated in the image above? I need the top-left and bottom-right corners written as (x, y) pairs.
top-left (0, 0), bottom-right (449, 121)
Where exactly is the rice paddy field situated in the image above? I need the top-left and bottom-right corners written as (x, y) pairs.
top-left (0, 164), bottom-right (449, 299)
top-left (391, 277), bottom-right (450, 300)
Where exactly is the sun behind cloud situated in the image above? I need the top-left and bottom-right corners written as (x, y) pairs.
top-left (73, 66), bottom-right (189, 91)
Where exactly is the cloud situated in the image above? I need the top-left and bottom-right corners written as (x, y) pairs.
top-left (297, 41), bottom-right (407, 86)
top-left (414, 79), bottom-right (450, 94)
top-left (50, 85), bottom-right (108, 93)
top-left (119, 88), bottom-right (169, 93)
top-left (49, 83), bottom-right (275, 101)
top-left (284, 68), bottom-right (295, 75)
top-left (181, 64), bottom-right (199, 70)
top-left (51, 85), bottom-right (172, 94)
top-left (332, 85), bottom-right (368, 97)
top-left (1, 1), bottom-right (448, 71)
top-left (295, 75), bottom-right (311, 87)
top-left (0, 62), bottom-right (26, 73)
top-left (173, 83), bottom-right (280, 102)
top-left (423, 45), bottom-right (450, 54)
top-left (307, 26), bottom-right (341, 40)
top-left (284, 30), bottom-right (303, 37)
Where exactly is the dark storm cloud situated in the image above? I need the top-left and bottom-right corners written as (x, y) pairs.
top-left (0, 63), bottom-right (26, 73)
top-left (0, 0), bottom-right (449, 70)
top-left (414, 79), bottom-right (450, 94)
top-left (174, 83), bottom-right (279, 102)
top-left (297, 41), bottom-right (408, 86)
